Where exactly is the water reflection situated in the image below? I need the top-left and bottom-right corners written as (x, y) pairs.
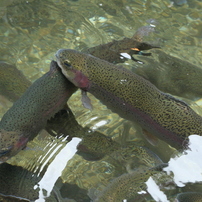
top-left (164, 135), bottom-right (202, 187)
top-left (36, 137), bottom-right (81, 201)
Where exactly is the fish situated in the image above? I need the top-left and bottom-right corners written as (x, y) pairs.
top-left (110, 144), bottom-right (163, 170)
top-left (91, 163), bottom-right (169, 202)
top-left (0, 62), bottom-right (79, 141)
top-left (133, 49), bottom-right (202, 100)
top-left (77, 132), bottom-right (163, 168)
top-left (0, 193), bottom-right (30, 202)
top-left (176, 192), bottom-right (202, 202)
top-left (0, 163), bottom-right (50, 201)
top-left (56, 49), bottom-right (202, 149)
top-left (0, 62), bottom-right (31, 102)
top-left (76, 131), bottom-right (120, 161)
top-left (82, 31), bottom-right (202, 100)
top-left (0, 60), bottom-right (77, 163)
top-left (84, 35), bottom-right (202, 100)
top-left (0, 163), bottom-right (78, 201)
top-left (84, 37), bottom-right (158, 64)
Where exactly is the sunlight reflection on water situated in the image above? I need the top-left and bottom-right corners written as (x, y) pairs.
top-left (164, 135), bottom-right (202, 187)
top-left (35, 137), bottom-right (81, 201)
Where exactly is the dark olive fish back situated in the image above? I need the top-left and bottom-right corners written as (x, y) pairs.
top-left (133, 49), bottom-right (202, 100)
top-left (0, 61), bottom-right (76, 134)
top-left (0, 61), bottom-right (77, 162)
top-left (86, 55), bottom-right (202, 149)
top-left (94, 165), bottom-right (167, 202)
top-left (0, 163), bottom-right (61, 201)
top-left (85, 37), bottom-right (157, 64)
top-left (176, 192), bottom-right (202, 202)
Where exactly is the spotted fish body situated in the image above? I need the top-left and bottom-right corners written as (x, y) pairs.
top-left (93, 164), bottom-right (168, 202)
top-left (0, 163), bottom-right (78, 201)
top-left (85, 38), bottom-right (202, 100)
top-left (56, 49), bottom-right (202, 149)
top-left (176, 192), bottom-right (202, 202)
top-left (77, 132), bottom-right (163, 167)
top-left (0, 61), bottom-right (77, 163)
top-left (0, 62), bottom-right (78, 141)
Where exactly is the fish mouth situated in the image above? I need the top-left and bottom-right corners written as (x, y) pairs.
top-left (55, 49), bottom-right (60, 58)
top-left (55, 48), bottom-right (64, 58)
top-left (0, 147), bottom-right (12, 157)
top-left (0, 146), bottom-right (13, 163)
top-left (55, 49), bottom-right (67, 67)
top-left (55, 49), bottom-right (62, 68)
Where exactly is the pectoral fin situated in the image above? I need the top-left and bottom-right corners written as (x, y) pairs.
top-left (81, 90), bottom-right (93, 110)
top-left (142, 129), bottom-right (159, 146)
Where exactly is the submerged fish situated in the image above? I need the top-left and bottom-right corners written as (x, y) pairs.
top-left (77, 132), bottom-right (163, 168)
top-left (0, 62), bottom-right (80, 141)
top-left (45, 106), bottom-right (83, 140)
top-left (76, 131), bottom-right (120, 161)
top-left (0, 163), bottom-right (79, 201)
top-left (176, 192), bottom-right (202, 202)
top-left (133, 49), bottom-right (202, 100)
top-left (84, 35), bottom-right (202, 100)
top-left (0, 61), bottom-right (77, 163)
top-left (91, 164), bottom-right (169, 202)
top-left (84, 37), bottom-right (158, 64)
top-left (110, 144), bottom-right (163, 170)
top-left (0, 193), bottom-right (30, 202)
top-left (56, 49), bottom-right (202, 149)
top-left (0, 62), bottom-right (31, 102)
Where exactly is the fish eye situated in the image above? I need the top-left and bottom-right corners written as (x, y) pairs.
top-left (64, 59), bottom-right (72, 67)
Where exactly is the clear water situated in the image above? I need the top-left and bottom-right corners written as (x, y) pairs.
top-left (0, 0), bottom-right (202, 201)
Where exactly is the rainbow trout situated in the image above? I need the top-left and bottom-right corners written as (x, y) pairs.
top-left (0, 163), bottom-right (79, 202)
top-left (176, 192), bottom-right (202, 202)
top-left (0, 62), bottom-right (78, 140)
top-left (0, 61), bottom-right (77, 163)
top-left (77, 132), bottom-right (163, 167)
top-left (84, 37), bottom-right (158, 64)
top-left (133, 49), bottom-right (202, 100)
top-left (56, 49), bottom-right (202, 149)
top-left (91, 163), bottom-right (169, 202)
top-left (0, 163), bottom-right (56, 201)
top-left (84, 36), bottom-right (202, 100)
top-left (85, 40), bottom-right (202, 100)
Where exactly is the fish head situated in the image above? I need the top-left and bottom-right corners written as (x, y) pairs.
top-left (0, 130), bottom-right (29, 163)
top-left (55, 49), bottom-right (90, 89)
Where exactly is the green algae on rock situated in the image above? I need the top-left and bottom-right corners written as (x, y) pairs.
top-left (133, 49), bottom-right (202, 100)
